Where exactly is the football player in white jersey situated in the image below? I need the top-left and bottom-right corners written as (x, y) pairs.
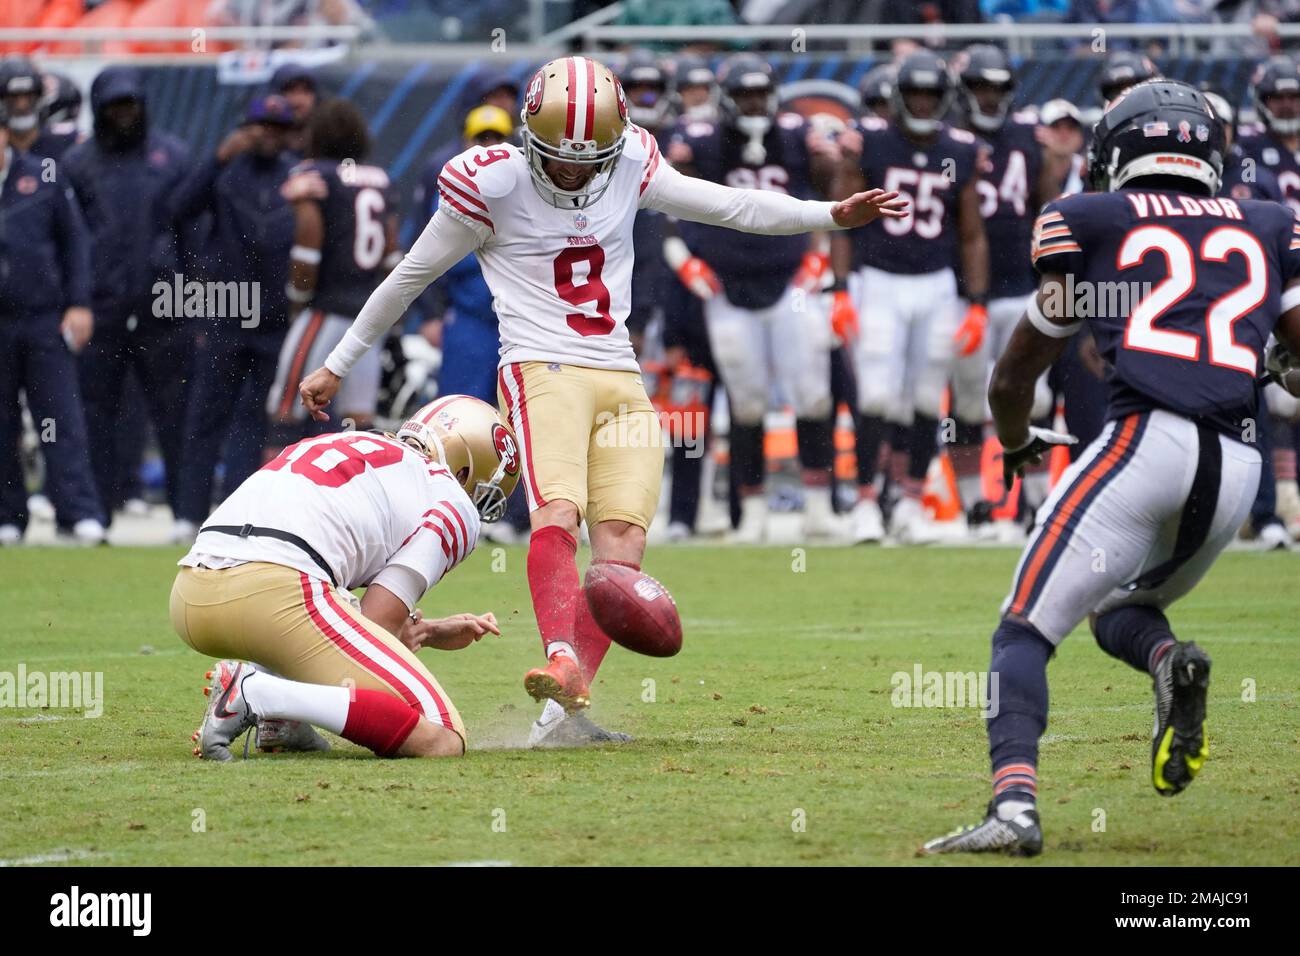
top-left (171, 395), bottom-right (518, 760)
top-left (297, 56), bottom-right (907, 745)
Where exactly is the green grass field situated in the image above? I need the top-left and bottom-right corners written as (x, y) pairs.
top-left (1, 544), bottom-right (1296, 866)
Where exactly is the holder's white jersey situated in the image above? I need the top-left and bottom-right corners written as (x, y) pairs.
top-left (181, 431), bottom-right (480, 597)
top-left (435, 127), bottom-right (664, 372)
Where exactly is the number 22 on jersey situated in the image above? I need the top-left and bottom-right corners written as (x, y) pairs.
top-left (1119, 225), bottom-right (1262, 376)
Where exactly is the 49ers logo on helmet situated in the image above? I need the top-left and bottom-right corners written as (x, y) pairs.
top-left (614, 77), bottom-right (628, 122)
top-left (492, 423), bottom-right (520, 476)
top-left (525, 69), bottom-right (546, 115)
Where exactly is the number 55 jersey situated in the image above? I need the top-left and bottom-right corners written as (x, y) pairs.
top-left (1031, 189), bottom-right (1300, 437)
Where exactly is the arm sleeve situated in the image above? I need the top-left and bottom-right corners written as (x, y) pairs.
top-left (324, 207), bottom-right (483, 377)
top-left (369, 563), bottom-right (428, 612)
top-left (385, 491), bottom-right (482, 598)
top-left (640, 159), bottom-right (839, 234)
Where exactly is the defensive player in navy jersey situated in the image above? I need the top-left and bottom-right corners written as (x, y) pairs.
top-left (831, 50), bottom-right (990, 544)
top-left (1238, 55), bottom-right (1300, 215)
top-left (923, 80), bottom-right (1300, 856)
top-left (666, 54), bottom-right (844, 542)
top-left (949, 45), bottom-right (1077, 536)
top-left (268, 100), bottom-right (400, 436)
top-left (1204, 86), bottom-right (1294, 551)
top-left (0, 60), bottom-right (79, 162)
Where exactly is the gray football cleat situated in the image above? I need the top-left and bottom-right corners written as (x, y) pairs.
top-left (256, 719), bottom-right (331, 754)
top-left (528, 711), bottom-right (634, 748)
top-left (191, 660), bottom-right (257, 761)
top-left (920, 802), bottom-right (1043, 857)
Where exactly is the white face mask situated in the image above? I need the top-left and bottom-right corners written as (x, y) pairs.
top-left (6, 113), bottom-right (37, 133)
top-left (735, 115), bottom-right (770, 139)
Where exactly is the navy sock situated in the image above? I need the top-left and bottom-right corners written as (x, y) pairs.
top-left (988, 617), bottom-right (1054, 807)
top-left (1093, 605), bottom-right (1176, 676)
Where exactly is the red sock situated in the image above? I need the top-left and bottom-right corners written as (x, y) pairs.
top-left (574, 558), bottom-right (639, 682)
top-left (341, 689), bottom-right (420, 757)
top-left (527, 525), bottom-right (580, 659)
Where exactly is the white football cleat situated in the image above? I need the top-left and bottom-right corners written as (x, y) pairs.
top-left (850, 497), bottom-right (884, 544)
top-left (666, 521), bottom-right (692, 543)
top-left (69, 518), bottom-right (106, 546)
top-left (890, 496), bottom-right (938, 545)
top-left (0, 524), bottom-right (21, 547)
top-left (729, 495), bottom-right (768, 544)
top-left (1256, 522), bottom-right (1292, 552)
top-left (801, 486), bottom-right (845, 541)
top-left (122, 497), bottom-right (151, 517)
top-left (171, 519), bottom-right (198, 545)
top-left (26, 494), bottom-right (55, 522)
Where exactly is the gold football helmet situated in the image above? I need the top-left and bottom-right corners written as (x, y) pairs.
top-left (397, 396), bottom-right (521, 522)
top-left (520, 55), bottom-right (628, 208)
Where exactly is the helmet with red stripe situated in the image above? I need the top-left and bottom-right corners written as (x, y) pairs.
top-left (397, 396), bottom-right (520, 522)
top-left (520, 56), bottom-right (628, 209)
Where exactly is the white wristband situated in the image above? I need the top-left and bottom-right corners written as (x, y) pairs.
top-left (1025, 294), bottom-right (1081, 339)
top-left (291, 245), bottom-right (322, 265)
top-left (324, 328), bottom-right (371, 378)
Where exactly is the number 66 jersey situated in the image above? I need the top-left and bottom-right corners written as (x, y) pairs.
top-left (1031, 189), bottom-right (1300, 437)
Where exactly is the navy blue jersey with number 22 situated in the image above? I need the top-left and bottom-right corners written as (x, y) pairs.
top-left (1032, 190), bottom-right (1300, 438)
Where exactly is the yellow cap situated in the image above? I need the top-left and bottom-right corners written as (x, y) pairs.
top-left (464, 104), bottom-right (513, 141)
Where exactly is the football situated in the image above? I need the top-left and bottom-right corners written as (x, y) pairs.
top-left (583, 562), bottom-right (682, 658)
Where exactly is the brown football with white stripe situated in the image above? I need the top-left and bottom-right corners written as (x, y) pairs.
top-left (584, 562), bottom-right (682, 658)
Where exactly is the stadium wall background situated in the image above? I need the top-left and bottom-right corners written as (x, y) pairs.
top-left (58, 52), bottom-right (1266, 208)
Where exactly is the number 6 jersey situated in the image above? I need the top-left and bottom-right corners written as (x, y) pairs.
top-left (1031, 189), bottom-right (1300, 437)
top-left (182, 431), bottom-right (481, 595)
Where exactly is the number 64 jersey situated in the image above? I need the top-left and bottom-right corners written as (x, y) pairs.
top-left (1031, 189), bottom-right (1300, 436)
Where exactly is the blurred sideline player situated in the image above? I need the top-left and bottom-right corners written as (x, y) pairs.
top-left (660, 54), bottom-right (722, 542)
top-left (297, 56), bottom-right (906, 744)
top-left (1044, 56), bottom-right (1157, 468)
top-left (670, 53), bottom-right (719, 123)
top-left (832, 50), bottom-right (989, 544)
top-left (174, 396), bottom-right (516, 759)
top-left (666, 54), bottom-right (844, 542)
top-left (1239, 54), bottom-right (1300, 214)
top-left (1239, 55), bottom-right (1300, 537)
top-left (1205, 85), bottom-right (1293, 550)
top-left (0, 58), bottom-right (79, 160)
top-left (949, 45), bottom-right (1075, 536)
top-left (268, 99), bottom-right (399, 439)
top-left (925, 80), bottom-right (1300, 855)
